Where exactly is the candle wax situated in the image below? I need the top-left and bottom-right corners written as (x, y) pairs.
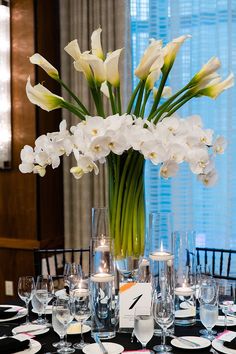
top-left (91, 273), bottom-right (114, 283)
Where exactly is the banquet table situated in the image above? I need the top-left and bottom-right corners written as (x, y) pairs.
top-left (0, 301), bottom-right (233, 353)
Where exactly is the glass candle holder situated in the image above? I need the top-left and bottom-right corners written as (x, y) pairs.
top-left (173, 230), bottom-right (196, 326)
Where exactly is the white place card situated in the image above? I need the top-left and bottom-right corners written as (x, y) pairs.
top-left (217, 330), bottom-right (236, 342)
top-left (119, 282), bottom-right (152, 328)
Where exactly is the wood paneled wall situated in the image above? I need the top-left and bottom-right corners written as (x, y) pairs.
top-left (0, 0), bottom-right (64, 302)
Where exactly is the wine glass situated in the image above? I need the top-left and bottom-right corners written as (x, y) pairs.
top-left (134, 306), bottom-right (154, 352)
top-left (18, 276), bottom-right (35, 324)
top-left (31, 290), bottom-right (45, 324)
top-left (52, 301), bottom-right (72, 350)
top-left (64, 263), bottom-right (82, 295)
top-left (199, 280), bottom-right (219, 341)
top-left (55, 298), bottom-right (75, 353)
top-left (35, 275), bottom-right (54, 325)
top-left (218, 280), bottom-right (235, 330)
top-left (152, 292), bottom-right (174, 353)
top-left (72, 279), bottom-right (91, 350)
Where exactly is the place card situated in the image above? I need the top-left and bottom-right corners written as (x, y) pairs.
top-left (216, 330), bottom-right (236, 342)
top-left (119, 282), bottom-right (152, 328)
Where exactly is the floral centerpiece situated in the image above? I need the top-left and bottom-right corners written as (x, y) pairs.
top-left (19, 28), bottom-right (233, 259)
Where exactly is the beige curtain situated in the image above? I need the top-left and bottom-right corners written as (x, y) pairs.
top-left (59, 0), bottom-right (131, 250)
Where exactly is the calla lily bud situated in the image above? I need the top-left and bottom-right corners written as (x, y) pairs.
top-left (145, 69), bottom-right (161, 90)
top-left (100, 82), bottom-right (110, 98)
top-left (162, 35), bottom-right (191, 72)
top-left (153, 86), bottom-right (172, 98)
top-left (26, 77), bottom-right (64, 111)
top-left (197, 73), bottom-right (234, 99)
top-left (135, 39), bottom-right (163, 80)
top-left (105, 48), bottom-right (123, 87)
top-left (91, 28), bottom-right (104, 60)
top-left (30, 53), bottom-right (59, 80)
top-left (83, 53), bottom-right (106, 85)
top-left (190, 57), bottom-right (221, 85)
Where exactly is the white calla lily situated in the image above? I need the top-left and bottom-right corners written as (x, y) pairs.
top-left (83, 53), bottom-right (106, 84)
top-left (153, 86), bottom-right (172, 99)
top-left (197, 73), bottom-right (234, 99)
top-left (26, 77), bottom-right (64, 111)
top-left (91, 28), bottom-right (104, 60)
top-left (100, 82), bottom-right (110, 98)
top-left (30, 54), bottom-right (59, 79)
top-left (162, 35), bottom-right (191, 71)
top-left (105, 48), bottom-right (123, 87)
top-left (135, 39), bottom-right (163, 80)
top-left (190, 57), bottom-right (221, 85)
top-left (145, 69), bottom-right (161, 90)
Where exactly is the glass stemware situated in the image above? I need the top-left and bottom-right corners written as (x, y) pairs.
top-left (218, 280), bottom-right (235, 330)
top-left (152, 292), bottom-right (174, 353)
top-left (72, 279), bottom-right (90, 350)
top-left (35, 275), bottom-right (54, 325)
top-left (31, 290), bottom-right (44, 324)
top-left (18, 276), bottom-right (35, 325)
top-left (52, 301), bottom-right (72, 350)
top-left (199, 279), bottom-right (219, 341)
top-left (55, 298), bottom-right (75, 353)
top-left (63, 263), bottom-right (82, 295)
top-left (134, 306), bottom-right (154, 352)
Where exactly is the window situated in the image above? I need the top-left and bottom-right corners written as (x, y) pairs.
top-left (130, 0), bottom-right (236, 249)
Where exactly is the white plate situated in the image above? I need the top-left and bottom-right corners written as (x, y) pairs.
top-left (83, 342), bottom-right (124, 354)
top-left (171, 336), bottom-right (211, 350)
top-left (212, 338), bottom-right (236, 354)
top-left (16, 339), bottom-right (41, 354)
top-left (0, 305), bottom-right (27, 322)
top-left (67, 322), bottom-right (91, 335)
top-left (216, 316), bottom-right (236, 327)
top-left (12, 324), bottom-right (49, 336)
top-left (32, 305), bottom-right (52, 315)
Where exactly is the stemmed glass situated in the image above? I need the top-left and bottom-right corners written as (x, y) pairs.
top-left (52, 301), bottom-right (72, 350)
top-left (199, 280), bottom-right (219, 341)
top-left (218, 280), bottom-right (235, 330)
top-left (35, 275), bottom-right (54, 325)
top-left (55, 298), bottom-right (75, 353)
top-left (31, 290), bottom-right (44, 324)
top-left (72, 279), bottom-right (91, 350)
top-left (64, 263), bottom-right (82, 295)
top-left (134, 306), bottom-right (154, 352)
top-left (152, 292), bottom-right (174, 353)
top-left (18, 276), bottom-right (35, 325)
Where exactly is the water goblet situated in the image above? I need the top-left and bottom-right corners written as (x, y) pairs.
top-left (199, 280), bottom-right (219, 341)
top-left (64, 263), bottom-right (82, 295)
top-left (55, 298), bottom-right (75, 353)
top-left (152, 292), bottom-right (174, 353)
top-left (218, 280), bottom-right (235, 330)
top-left (72, 279), bottom-right (90, 350)
top-left (35, 275), bottom-right (54, 325)
top-left (31, 290), bottom-right (44, 324)
top-left (18, 276), bottom-right (35, 324)
top-left (52, 301), bottom-right (72, 350)
top-left (134, 306), bottom-right (154, 352)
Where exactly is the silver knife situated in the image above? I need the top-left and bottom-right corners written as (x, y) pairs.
top-left (94, 333), bottom-right (108, 354)
top-left (170, 334), bottom-right (201, 348)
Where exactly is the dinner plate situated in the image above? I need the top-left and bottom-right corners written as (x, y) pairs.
top-left (55, 289), bottom-right (68, 299)
top-left (17, 339), bottom-right (41, 354)
top-left (171, 336), bottom-right (211, 350)
top-left (212, 338), bottom-right (236, 354)
top-left (67, 322), bottom-right (91, 335)
top-left (32, 305), bottom-right (52, 315)
top-left (12, 324), bottom-right (49, 336)
top-left (82, 342), bottom-right (124, 354)
top-left (0, 305), bottom-right (27, 322)
top-left (216, 316), bottom-right (236, 327)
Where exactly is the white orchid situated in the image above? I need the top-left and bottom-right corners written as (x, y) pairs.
top-left (213, 136), bottom-right (227, 154)
top-left (160, 160), bottom-right (179, 179)
top-left (70, 155), bottom-right (99, 179)
top-left (197, 169), bottom-right (218, 187)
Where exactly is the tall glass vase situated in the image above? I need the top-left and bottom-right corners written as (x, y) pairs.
top-left (107, 150), bottom-right (145, 280)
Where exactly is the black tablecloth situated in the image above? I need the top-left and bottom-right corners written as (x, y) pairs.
top-left (0, 303), bottom-right (234, 353)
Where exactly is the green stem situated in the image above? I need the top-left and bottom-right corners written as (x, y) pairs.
top-left (97, 88), bottom-right (105, 117)
top-left (116, 86), bottom-right (122, 114)
top-left (60, 100), bottom-right (85, 120)
top-left (107, 82), bottom-right (117, 114)
top-left (133, 81), bottom-right (145, 117)
top-left (126, 80), bottom-right (143, 114)
top-left (140, 89), bottom-right (151, 118)
top-left (57, 78), bottom-right (90, 115)
top-left (165, 94), bottom-right (195, 117)
top-left (148, 70), bottom-right (170, 117)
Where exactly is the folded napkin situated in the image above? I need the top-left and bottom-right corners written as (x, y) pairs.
top-left (0, 337), bottom-right (30, 353)
top-left (0, 307), bottom-right (18, 319)
top-left (224, 338), bottom-right (236, 349)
